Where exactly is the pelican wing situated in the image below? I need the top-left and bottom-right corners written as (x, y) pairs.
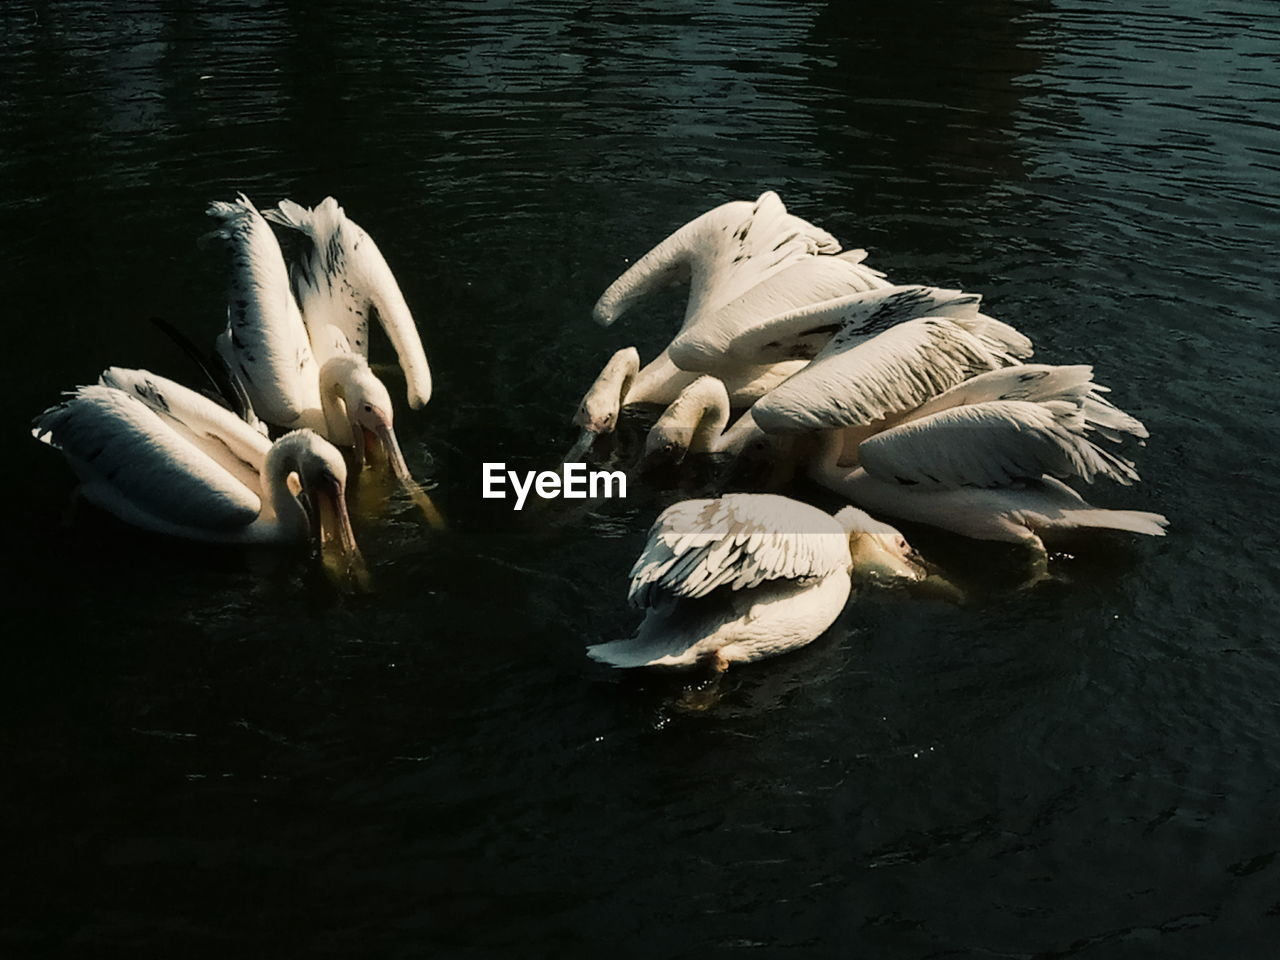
top-left (667, 254), bottom-right (892, 372)
top-left (954, 313), bottom-right (1034, 360)
top-left (1027, 477), bottom-right (1167, 536)
top-left (860, 400), bottom-right (1141, 488)
top-left (97, 367), bottom-right (272, 492)
top-left (206, 195), bottom-right (322, 427)
top-left (753, 317), bottom-right (1022, 434)
top-left (262, 197), bottom-right (340, 342)
top-left (266, 197), bottom-right (432, 407)
top-left (823, 468), bottom-right (1168, 542)
top-left (903, 364), bottom-right (1149, 441)
top-left (593, 191), bottom-right (842, 331)
top-left (718, 284), bottom-right (983, 367)
top-left (628, 494), bottom-right (849, 608)
top-left (33, 385), bottom-right (260, 530)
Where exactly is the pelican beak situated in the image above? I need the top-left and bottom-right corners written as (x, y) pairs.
top-left (906, 547), bottom-right (928, 573)
top-left (564, 428), bottom-right (598, 465)
top-left (349, 420), bottom-right (369, 470)
top-left (850, 534), bottom-right (928, 584)
top-left (311, 474), bottom-right (370, 590)
top-left (899, 547), bottom-right (929, 582)
top-left (370, 420), bottom-right (446, 531)
top-left (371, 420), bottom-right (412, 486)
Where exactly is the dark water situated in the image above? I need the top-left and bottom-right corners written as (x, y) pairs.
top-left (3, 1), bottom-right (1278, 956)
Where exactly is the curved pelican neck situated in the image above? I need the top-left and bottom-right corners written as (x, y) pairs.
top-left (605, 351), bottom-right (640, 406)
top-left (691, 389), bottom-right (732, 455)
top-left (575, 347), bottom-right (641, 434)
top-left (593, 221), bottom-right (698, 326)
top-left (318, 358), bottom-right (358, 446)
top-left (646, 377), bottom-right (727, 461)
top-left (681, 380), bottom-right (732, 455)
top-left (356, 239), bottom-right (432, 408)
top-left (259, 450), bottom-right (311, 541)
top-left (368, 284), bottom-right (432, 408)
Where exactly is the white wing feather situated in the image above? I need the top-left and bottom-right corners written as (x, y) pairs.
top-left (753, 317), bottom-right (1022, 434)
top-left (859, 400), bottom-right (1141, 489)
top-left (954, 313), bottom-right (1034, 360)
top-left (206, 194), bottom-right (322, 427)
top-left (97, 367), bottom-right (272, 491)
top-left (97, 368), bottom-right (272, 466)
top-left (628, 494), bottom-right (850, 608)
top-left (903, 364), bottom-right (1148, 442)
top-left (826, 469), bottom-right (1168, 543)
top-left (32, 385), bottom-right (260, 530)
top-left (719, 284), bottom-right (984, 367)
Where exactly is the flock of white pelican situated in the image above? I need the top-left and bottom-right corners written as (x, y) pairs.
top-left (32, 189), bottom-right (1167, 677)
top-left (575, 191), bottom-right (1166, 674)
top-left (32, 195), bottom-right (437, 584)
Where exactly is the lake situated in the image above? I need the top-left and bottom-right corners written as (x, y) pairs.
top-left (2, 0), bottom-right (1278, 956)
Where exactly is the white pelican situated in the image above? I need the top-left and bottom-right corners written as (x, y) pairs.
top-left (263, 196), bottom-right (432, 408)
top-left (206, 196), bottom-right (438, 522)
top-left (801, 379), bottom-right (1164, 581)
top-left (32, 373), bottom-right (363, 571)
top-left (641, 376), bottom-right (766, 464)
top-left (586, 493), bottom-right (924, 672)
top-left (569, 191), bottom-right (888, 455)
top-left (814, 460), bottom-right (1167, 583)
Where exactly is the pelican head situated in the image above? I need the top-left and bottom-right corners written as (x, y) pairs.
top-left (834, 505), bottom-right (927, 583)
top-left (638, 374), bottom-right (730, 477)
top-left (567, 347), bottom-right (640, 460)
top-left (320, 355), bottom-right (415, 485)
top-left (272, 431), bottom-right (362, 566)
top-left (640, 415), bottom-right (691, 472)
